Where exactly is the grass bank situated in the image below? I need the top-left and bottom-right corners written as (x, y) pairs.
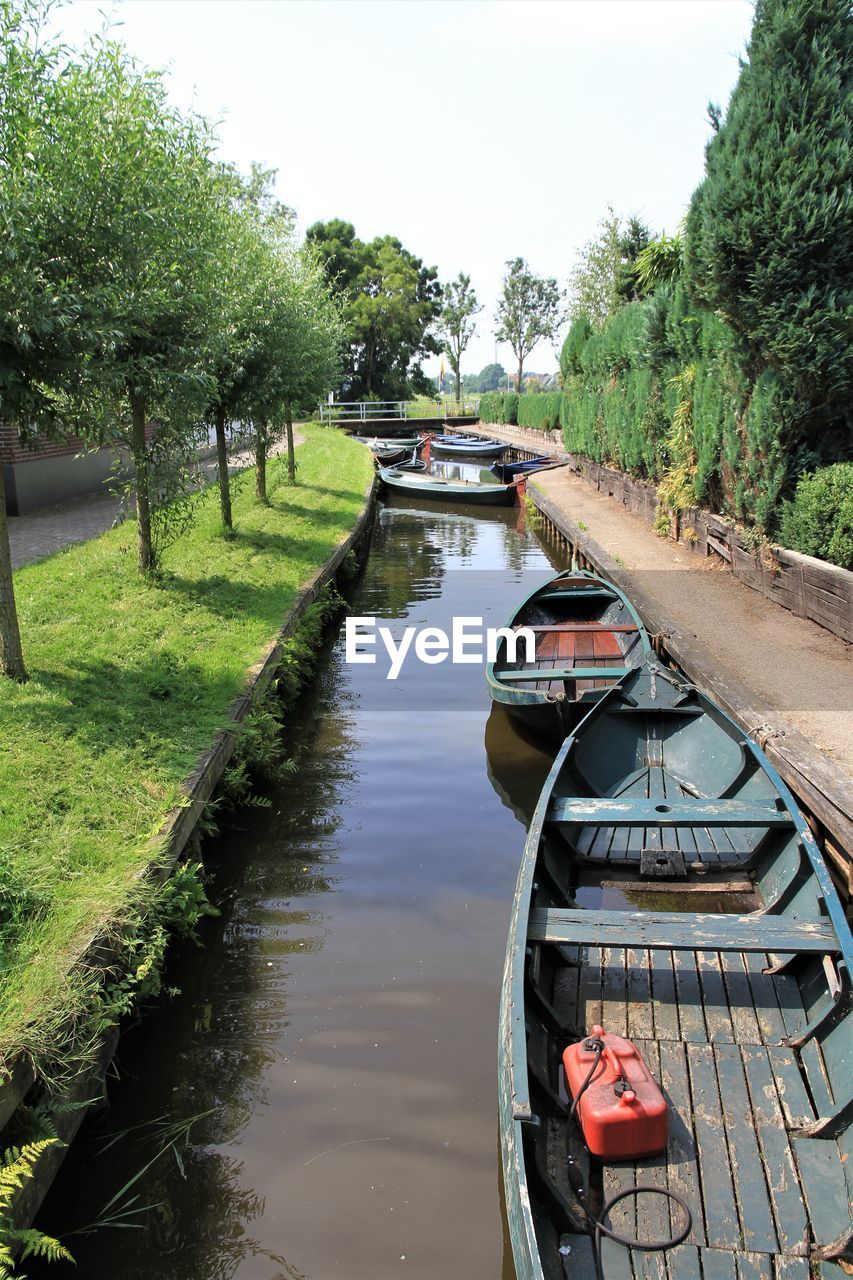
top-left (0, 425), bottom-right (373, 1072)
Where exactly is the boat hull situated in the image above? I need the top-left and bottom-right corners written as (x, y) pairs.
top-left (431, 440), bottom-right (508, 459)
top-left (485, 569), bottom-right (653, 739)
top-left (378, 467), bottom-right (517, 506)
top-left (499, 661), bottom-right (853, 1280)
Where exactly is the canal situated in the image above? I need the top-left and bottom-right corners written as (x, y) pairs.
top-left (35, 484), bottom-right (566, 1279)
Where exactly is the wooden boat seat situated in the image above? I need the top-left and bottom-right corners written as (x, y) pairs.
top-left (516, 623), bottom-right (640, 633)
top-left (501, 666), bottom-right (631, 683)
top-left (528, 907), bottom-right (840, 954)
top-left (548, 798), bottom-right (793, 828)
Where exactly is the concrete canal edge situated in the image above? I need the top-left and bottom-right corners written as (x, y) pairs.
top-left (526, 479), bottom-right (853, 900)
top-left (2, 472), bottom-right (379, 1239)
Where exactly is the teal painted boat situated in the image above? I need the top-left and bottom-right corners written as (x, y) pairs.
top-left (486, 570), bottom-right (652, 740)
top-left (500, 658), bottom-right (853, 1279)
top-left (378, 466), bottom-right (518, 507)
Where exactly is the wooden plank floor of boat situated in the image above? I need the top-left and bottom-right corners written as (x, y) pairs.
top-left (550, 945), bottom-right (852, 1278)
top-left (520, 624), bottom-right (627, 695)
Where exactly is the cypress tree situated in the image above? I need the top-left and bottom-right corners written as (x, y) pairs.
top-left (685, 0), bottom-right (852, 519)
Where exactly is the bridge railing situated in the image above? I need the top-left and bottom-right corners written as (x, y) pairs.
top-left (318, 399), bottom-right (479, 424)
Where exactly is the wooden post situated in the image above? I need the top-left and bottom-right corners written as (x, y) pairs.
top-left (0, 454), bottom-right (26, 681)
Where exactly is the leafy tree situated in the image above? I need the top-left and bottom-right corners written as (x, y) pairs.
top-left (0, 1), bottom-right (118, 678)
top-left (307, 220), bottom-right (442, 400)
top-left (472, 362), bottom-right (505, 392)
top-left (494, 258), bottom-right (563, 396)
top-left (203, 164), bottom-right (296, 531)
top-left (568, 207), bottom-right (622, 329)
top-left (685, 0), bottom-right (853, 481)
top-left (437, 273), bottom-right (482, 401)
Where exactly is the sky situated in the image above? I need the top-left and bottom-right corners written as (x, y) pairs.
top-left (54, 0), bottom-right (755, 381)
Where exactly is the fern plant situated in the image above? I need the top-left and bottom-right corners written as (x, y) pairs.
top-left (0, 1139), bottom-right (73, 1277)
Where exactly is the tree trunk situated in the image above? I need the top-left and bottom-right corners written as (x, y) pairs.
top-left (0, 454), bottom-right (26, 681)
top-left (285, 400), bottom-right (296, 484)
top-left (214, 405), bottom-right (233, 531)
top-left (255, 432), bottom-right (267, 502)
top-left (517, 357), bottom-right (524, 396)
top-left (131, 392), bottom-right (154, 574)
top-left (455, 371), bottom-right (461, 403)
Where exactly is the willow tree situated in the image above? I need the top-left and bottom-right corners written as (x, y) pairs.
top-left (246, 240), bottom-right (342, 496)
top-left (61, 39), bottom-right (224, 573)
top-left (203, 165), bottom-right (296, 530)
top-left (0, 2), bottom-right (114, 678)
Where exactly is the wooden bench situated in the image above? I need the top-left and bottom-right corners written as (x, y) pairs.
top-left (527, 907), bottom-right (840, 954)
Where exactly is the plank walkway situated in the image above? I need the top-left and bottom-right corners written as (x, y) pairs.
top-left (549, 944), bottom-right (852, 1277)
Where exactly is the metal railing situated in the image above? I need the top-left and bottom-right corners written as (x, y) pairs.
top-left (318, 399), bottom-right (480, 424)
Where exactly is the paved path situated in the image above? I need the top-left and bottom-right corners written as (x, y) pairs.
top-left (531, 465), bottom-right (852, 777)
top-left (9, 433), bottom-right (302, 570)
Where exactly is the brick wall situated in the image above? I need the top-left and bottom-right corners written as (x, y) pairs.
top-left (0, 422), bottom-right (87, 465)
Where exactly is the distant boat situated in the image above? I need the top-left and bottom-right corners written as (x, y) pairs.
top-left (490, 456), bottom-right (564, 482)
top-left (430, 436), bottom-right (508, 460)
top-left (378, 466), bottom-right (518, 507)
top-left (353, 435), bottom-right (426, 452)
top-left (500, 656), bottom-right (853, 1280)
top-left (486, 569), bottom-right (651, 738)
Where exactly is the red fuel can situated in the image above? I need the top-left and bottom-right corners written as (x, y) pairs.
top-left (562, 1025), bottom-right (668, 1160)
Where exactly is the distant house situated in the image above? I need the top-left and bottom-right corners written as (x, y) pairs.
top-left (1, 422), bottom-right (116, 515)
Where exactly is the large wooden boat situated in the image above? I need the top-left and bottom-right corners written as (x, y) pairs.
top-left (378, 466), bottom-right (518, 507)
top-left (486, 569), bottom-right (652, 739)
top-left (500, 658), bottom-right (853, 1280)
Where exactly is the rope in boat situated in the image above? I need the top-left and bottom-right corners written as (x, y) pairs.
top-left (566, 1038), bottom-right (692, 1280)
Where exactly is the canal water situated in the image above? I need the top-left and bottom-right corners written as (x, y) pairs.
top-left (35, 483), bottom-right (566, 1280)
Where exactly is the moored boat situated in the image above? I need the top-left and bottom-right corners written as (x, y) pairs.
top-left (430, 436), bottom-right (508, 459)
top-left (353, 434), bottom-right (426, 452)
top-left (486, 569), bottom-right (652, 739)
top-left (491, 456), bottom-right (564, 482)
top-left (500, 658), bottom-right (853, 1280)
top-left (378, 466), bottom-right (518, 507)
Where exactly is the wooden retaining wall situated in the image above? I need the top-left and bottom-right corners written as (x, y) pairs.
top-left (527, 482), bottom-right (853, 902)
top-left (2, 473), bottom-right (379, 1239)
top-left (474, 422), bottom-right (852, 645)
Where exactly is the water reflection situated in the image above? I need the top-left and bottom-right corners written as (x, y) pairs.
top-left (35, 505), bottom-right (567, 1280)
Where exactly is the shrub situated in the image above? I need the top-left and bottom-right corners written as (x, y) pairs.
top-left (500, 391), bottom-right (519, 425)
top-left (478, 390), bottom-right (502, 423)
top-left (517, 391), bottom-right (561, 431)
top-left (779, 463), bottom-right (853, 570)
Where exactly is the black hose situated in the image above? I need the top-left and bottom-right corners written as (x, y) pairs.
top-left (567, 1039), bottom-right (693, 1280)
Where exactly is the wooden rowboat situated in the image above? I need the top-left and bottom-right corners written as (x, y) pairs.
top-left (378, 466), bottom-right (518, 507)
top-left (500, 658), bottom-right (853, 1280)
top-left (353, 434), bottom-right (426, 451)
top-left (491, 457), bottom-right (564, 482)
top-left (430, 437), bottom-right (508, 459)
top-left (486, 569), bottom-right (652, 739)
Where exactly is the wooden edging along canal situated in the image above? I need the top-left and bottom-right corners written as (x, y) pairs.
top-left (527, 479), bottom-right (853, 901)
top-left (469, 421), bottom-right (852, 645)
top-left (2, 472), bottom-right (379, 1237)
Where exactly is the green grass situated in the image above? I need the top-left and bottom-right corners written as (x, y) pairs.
top-left (0, 425), bottom-right (373, 1071)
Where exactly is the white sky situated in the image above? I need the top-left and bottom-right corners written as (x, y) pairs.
top-left (55, 0), bottom-right (755, 379)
